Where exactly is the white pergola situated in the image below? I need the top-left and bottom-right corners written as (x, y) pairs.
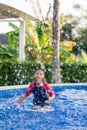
top-left (0, 0), bottom-right (38, 61)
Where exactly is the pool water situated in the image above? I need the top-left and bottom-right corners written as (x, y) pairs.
top-left (0, 86), bottom-right (87, 130)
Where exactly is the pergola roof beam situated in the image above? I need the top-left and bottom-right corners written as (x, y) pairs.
top-left (0, 3), bottom-right (38, 21)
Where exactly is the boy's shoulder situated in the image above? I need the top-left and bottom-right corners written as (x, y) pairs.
top-left (30, 82), bottom-right (35, 85)
top-left (43, 81), bottom-right (50, 87)
top-left (28, 82), bottom-right (35, 88)
top-left (43, 81), bottom-right (48, 85)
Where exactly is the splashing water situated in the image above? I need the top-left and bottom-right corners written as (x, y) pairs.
top-left (0, 86), bottom-right (87, 130)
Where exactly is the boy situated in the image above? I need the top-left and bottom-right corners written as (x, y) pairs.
top-left (14, 69), bottom-right (55, 109)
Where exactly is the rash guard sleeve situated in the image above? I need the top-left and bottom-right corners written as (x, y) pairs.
top-left (25, 83), bottom-right (34, 96)
top-left (43, 82), bottom-right (54, 96)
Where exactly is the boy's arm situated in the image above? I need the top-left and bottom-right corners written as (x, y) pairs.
top-left (14, 83), bottom-right (34, 106)
top-left (47, 94), bottom-right (55, 103)
top-left (14, 94), bottom-right (27, 106)
top-left (44, 82), bottom-right (55, 103)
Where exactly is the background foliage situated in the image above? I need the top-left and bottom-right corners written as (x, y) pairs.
top-left (1, 62), bottom-right (87, 86)
top-left (1, 2), bottom-right (87, 85)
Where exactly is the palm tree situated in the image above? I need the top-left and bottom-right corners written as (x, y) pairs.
top-left (52, 0), bottom-right (61, 83)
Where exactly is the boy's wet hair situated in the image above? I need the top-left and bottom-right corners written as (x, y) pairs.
top-left (34, 68), bottom-right (45, 73)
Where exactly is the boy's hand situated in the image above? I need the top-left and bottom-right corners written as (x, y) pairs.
top-left (47, 94), bottom-right (55, 103)
top-left (47, 97), bottom-right (52, 103)
top-left (14, 103), bottom-right (19, 107)
top-left (45, 97), bottom-right (52, 104)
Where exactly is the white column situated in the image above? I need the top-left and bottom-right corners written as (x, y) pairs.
top-left (19, 20), bottom-right (25, 62)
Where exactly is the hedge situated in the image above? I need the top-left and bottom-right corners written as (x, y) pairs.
top-left (0, 61), bottom-right (87, 86)
top-left (0, 61), bottom-right (52, 86)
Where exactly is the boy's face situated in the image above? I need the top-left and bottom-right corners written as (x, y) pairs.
top-left (34, 70), bottom-right (44, 83)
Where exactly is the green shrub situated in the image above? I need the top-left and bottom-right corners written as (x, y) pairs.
top-left (0, 61), bottom-right (52, 86)
top-left (61, 63), bottom-right (87, 83)
top-left (0, 61), bottom-right (87, 86)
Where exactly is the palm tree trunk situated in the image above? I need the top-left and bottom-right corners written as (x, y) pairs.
top-left (52, 0), bottom-right (61, 83)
